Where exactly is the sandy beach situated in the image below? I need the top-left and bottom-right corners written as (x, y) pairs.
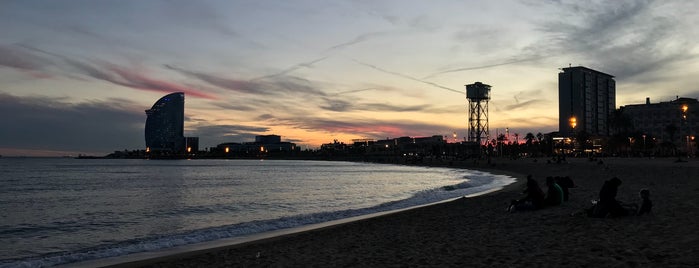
top-left (108, 157), bottom-right (699, 267)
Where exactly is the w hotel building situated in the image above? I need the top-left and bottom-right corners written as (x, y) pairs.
top-left (559, 66), bottom-right (616, 137)
top-left (145, 92), bottom-right (186, 154)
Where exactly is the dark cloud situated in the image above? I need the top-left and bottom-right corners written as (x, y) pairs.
top-left (255, 114), bottom-right (275, 121)
top-left (165, 64), bottom-right (261, 94)
top-left (0, 44), bottom-right (53, 71)
top-left (4, 45), bottom-right (218, 100)
top-left (95, 63), bottom-right (218, 100)
top-left (534, 0), bottom-right (697, 80)
top-left (320, 98), bottom-right (353, 112)
top-left (166, 64), bottom-right (326, 97)
top-left (0, 93), bottom-right (144, 154)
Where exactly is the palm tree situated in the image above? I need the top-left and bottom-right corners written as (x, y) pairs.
top-left (525, 133), bottom-right (536, 145)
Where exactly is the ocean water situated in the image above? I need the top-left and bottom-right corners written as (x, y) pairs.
top-left (0, 158), bottom-right (514, 267)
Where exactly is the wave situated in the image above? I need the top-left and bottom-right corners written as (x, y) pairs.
top-left (0, 170), bottom-right (514, 268)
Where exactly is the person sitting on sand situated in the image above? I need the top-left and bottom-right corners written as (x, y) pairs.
top-left (591, 177), bottom-right (628, 217)
top-left (544, 177), bottom-right (564, 207)
top-left (554, 176), bottom-right (575, 201)
top-left (508, 175), bottom-right (545, 212)
top-left (637, 189), bottom-right (653, 215)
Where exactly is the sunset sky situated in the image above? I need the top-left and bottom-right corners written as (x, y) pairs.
top-left (2, 0), bottom-right (699, 156)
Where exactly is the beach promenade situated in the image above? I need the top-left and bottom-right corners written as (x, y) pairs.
top-left (115, 157), bottom-right (699, 267)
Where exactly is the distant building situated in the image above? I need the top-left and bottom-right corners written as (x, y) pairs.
top-left (216, 134), bottom-right (297, 157)
top-left (255, 135), bottom-right (281, 144)
top-left (145, 92), bottom-right (185, 154)
top-left (559, 66), bottom-right (616, 137)
top-left (621, 97), bottom-right (699, 148)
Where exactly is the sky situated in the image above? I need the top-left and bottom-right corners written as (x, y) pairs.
top-left (2, 0), bottom-right (699, 156)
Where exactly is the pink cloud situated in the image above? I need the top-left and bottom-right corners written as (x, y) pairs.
top-left (107, 64), bottom-right (218, 100)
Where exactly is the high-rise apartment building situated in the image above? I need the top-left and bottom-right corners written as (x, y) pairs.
top-left (145, 92), bottom-right (185, 153)
top-left (559, 66), bottom-right (615, 137)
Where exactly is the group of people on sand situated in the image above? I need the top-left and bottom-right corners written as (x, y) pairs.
top-left (508, 175), bottom-right (652, 218)
top-left (587, 177), bottom-right (652, 217)
top-left (508, 175), bottom-right (575, 212)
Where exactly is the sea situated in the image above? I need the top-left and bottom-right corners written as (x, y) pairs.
top-left (0, 158), bottom-right (515, 267)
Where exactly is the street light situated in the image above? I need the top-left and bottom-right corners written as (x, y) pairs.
top-left (569, 116), bottom-right (577, 153)
top-left (642, 134), bottom-right (647, 153)
top-left (683, 104), bottom-right (689, 156)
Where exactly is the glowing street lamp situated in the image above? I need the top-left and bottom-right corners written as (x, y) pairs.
top-left (682, 103), bottom-right (689, 152)
top-left (569, 116), bottom-right (577, 130)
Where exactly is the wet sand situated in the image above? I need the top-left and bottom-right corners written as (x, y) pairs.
top-left (109, 157), bottom-right (699, 267)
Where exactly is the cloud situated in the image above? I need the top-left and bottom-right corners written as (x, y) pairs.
top-left (165, 64), bottom-right (262, 94)
top-left (0, 93), bottom-right (144, 154)
top-left (302, 118), bottom-right (455, 139)
top-left (264, 114), bottom-right (456, 140)
top-left (0, 44), bottom-right (52, 71)
top-left (165, 64), bottom-right (326, 97)
top-left (250, 56), bottom-right (328, 81)
top-left (504, 99), bottom-right (548, 110)
top-left (357, 103), bottom-right (430, 112)
top-left (94, 63), bottom-right (218, 100)
top-left (534, 0), bottom-right (698, 80)
top-left (188, 124), bottom-right (270, 146)
top-left (4, 45), bottom-right (219, 100)
top-left (320, 98), bottom-right (353, 112)
top-left (423, 56), bottom-right (550, 79)
top-left (352, 59), bottom-right (463, 94)
top-left (326, 32), bottom-right (389, 51)
top-left (210, 102), bottom-right (259, 111)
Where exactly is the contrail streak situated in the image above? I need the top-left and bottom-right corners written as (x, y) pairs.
top-left (353, 60), bottom-right (463, 95)
top-left (422, 56), bottom-right (550, 79)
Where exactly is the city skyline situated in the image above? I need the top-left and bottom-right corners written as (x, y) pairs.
top-left (2, 1), bottom-right (699, 156)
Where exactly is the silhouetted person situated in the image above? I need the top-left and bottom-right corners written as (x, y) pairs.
top-left (637, 189), bottom-right (653, 215)
top-left (554, 176), bottom-right (575, 201)
top-left (544, 177), bottom-right (563, 207)
top-left (509, 175), bottom-right (545, 212)
top-left (592, 177), bottom-right (628, 217)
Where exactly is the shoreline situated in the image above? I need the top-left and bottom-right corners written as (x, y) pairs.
top-left (61, 160), bottom-right (522, 268)
top-left (75, 157), bottom-right (699, 266)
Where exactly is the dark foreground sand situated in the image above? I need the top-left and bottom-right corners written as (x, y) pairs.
top-left (112, 157), bottom-right (699, 267)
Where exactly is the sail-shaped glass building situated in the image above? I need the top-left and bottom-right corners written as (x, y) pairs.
top-left (145, 92), bottom-right (185, 154)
